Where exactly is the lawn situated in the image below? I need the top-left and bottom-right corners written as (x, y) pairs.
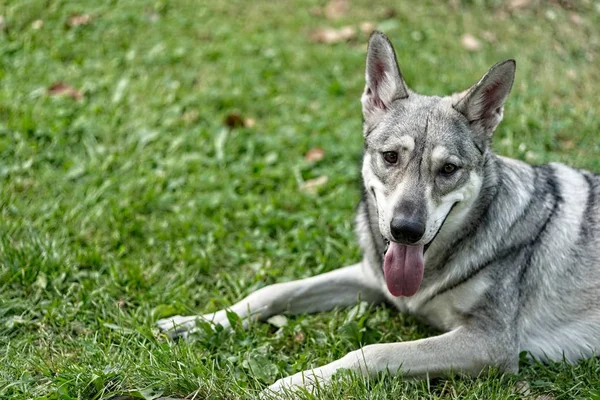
top-left (1, 0), bottom-right (599, 399)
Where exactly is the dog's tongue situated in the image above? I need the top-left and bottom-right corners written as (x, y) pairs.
top-left (383, 242), bottom-right (424, 297)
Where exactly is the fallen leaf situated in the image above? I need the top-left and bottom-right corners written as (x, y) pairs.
top-left (359, 21), bottom-right (376, 35)
top-left (507, 0), bottom-right (532, 11)
top-left (294, 330), bottom-right (305, 343)
top-left (461, 34), bottom-right (482, 52)
top-left (48, 82), bottom-right (84, 100)
top-left (300, 176), bottom-right (328, 194)
top-left (305, 147), bottom-right (325, 162)
top-left (569, 12), bottom-right (582, 26)
top-left (223, 113), bottom-right (245, 128)
top-left (244, 117), bottom-right (256, 128)
top-left (31, 19), bottom-right (44, 30)
top-left (309, 26), bottom-right (356, 44)
top-left (324, 0), bottom-right (348, 20)
top-left (67, 14), bottom-right (92, 28)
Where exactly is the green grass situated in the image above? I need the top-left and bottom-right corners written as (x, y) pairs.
top-left (1, 0), bottom-right (599, 399)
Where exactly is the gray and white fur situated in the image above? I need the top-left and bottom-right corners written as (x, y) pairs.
top-left (157, 31), bottom-right (600, 395)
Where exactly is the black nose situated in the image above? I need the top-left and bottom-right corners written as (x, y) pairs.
top-left (390, 217), bottom-right (425, 244)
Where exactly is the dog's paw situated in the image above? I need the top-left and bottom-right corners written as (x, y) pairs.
top-left (156, 315), bottom-right (199, 339)
top-left (262, 371), bottom-right (319, 397)
top-left (156, 310), bottom-right (232, 339)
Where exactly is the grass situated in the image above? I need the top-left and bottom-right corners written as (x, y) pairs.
top-left (0, 0), bottom-right (599, 398)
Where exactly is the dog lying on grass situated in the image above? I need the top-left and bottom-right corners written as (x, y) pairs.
top-left (158, 31), bottom-right (600, 395)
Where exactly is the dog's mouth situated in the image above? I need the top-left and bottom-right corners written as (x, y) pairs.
top-left (383, 238), bottom-right (432, 255)
top-left (381, 202), bottom-right (458, 298)
top-left (382, 201), bottom-right (458, 256)
top-left (382, 238), bottom-right (425, 298)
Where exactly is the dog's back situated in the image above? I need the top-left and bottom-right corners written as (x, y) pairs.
top-left (515, 161), bottom-right (600, 362)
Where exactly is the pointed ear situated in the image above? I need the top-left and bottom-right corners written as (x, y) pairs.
top-left (362, 31), bottom-right (409, 126)
top-left (453, 60), bottom-right (516, 139)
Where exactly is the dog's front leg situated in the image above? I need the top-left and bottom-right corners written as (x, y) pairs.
top-left (157, 261), bottom-right (384, 338)
top-left (266, 327), bottom-right (518, 395)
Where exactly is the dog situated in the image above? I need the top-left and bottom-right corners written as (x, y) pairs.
top-left (157, 31), bottom-right (600, 395)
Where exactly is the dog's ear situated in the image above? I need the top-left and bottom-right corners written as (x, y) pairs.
top-left (362, 31), bottom-right (409, 126)
top-left (453, 60), bottom-right (516, 139)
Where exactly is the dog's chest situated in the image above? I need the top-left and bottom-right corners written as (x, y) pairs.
top-left (382, 271), bottom-right (492, 332)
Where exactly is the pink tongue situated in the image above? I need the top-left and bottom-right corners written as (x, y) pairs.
top-left (383, 242), bottom-right (424, 297)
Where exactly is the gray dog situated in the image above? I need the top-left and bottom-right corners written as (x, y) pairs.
top-left (158, 31), bottom-right (600, 394)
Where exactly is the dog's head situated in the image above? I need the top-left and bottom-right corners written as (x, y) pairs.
top-left (361, 32), bottom-right (515, 297)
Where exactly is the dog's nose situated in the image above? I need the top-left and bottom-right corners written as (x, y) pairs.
top-left (390, 217), bottom-right (425, 244)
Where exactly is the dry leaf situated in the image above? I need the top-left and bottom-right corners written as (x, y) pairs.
top-left (67, 14), bottom-right (92, 28)
top-left (461, 34), bottom-right (482, 52)
top-left (569, 12), bottom-right (582, 26)
top-left (359, 21), bottom-right (376, 35)
top-left (324, 0), bottom-right (348, 20)
top-left (294, 330), bottom-right (305, 343)
top-left (309, 26), bottom-right (356, 44)
top-left (244, 118), bottom-right (256, 128)
top-left (48, 82), bottom-right (84, 100)
top-left (31, 19), bottom-right (44, 30)
top-left (305, 147), bottom-right (325, 162)
top-left (223, 113), bottom-right (245, 129)
top-left (507, 0), bottom-right (532, 11)
top-left (300, 176), bottom-right (328, 194)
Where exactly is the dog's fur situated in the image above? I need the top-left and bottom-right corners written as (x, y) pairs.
top-left (157, 32), bottom-right (600, 394)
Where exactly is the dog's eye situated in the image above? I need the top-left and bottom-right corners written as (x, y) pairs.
top-left (382, 151), bottom-right (398, 164)
top-left (441, 163), bottom-right (458, 175)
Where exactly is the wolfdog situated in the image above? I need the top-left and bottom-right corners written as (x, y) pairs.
top-left (158, 31), bottom-right (600, 394)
